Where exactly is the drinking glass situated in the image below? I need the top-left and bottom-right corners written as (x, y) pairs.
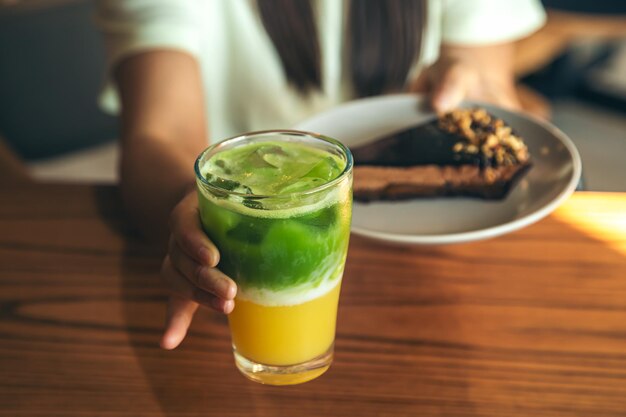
top-left (194, 130), bottom-right (353, 385)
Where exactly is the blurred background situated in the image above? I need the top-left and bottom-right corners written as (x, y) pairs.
top-left (0, 0), bottom-right (625, 190)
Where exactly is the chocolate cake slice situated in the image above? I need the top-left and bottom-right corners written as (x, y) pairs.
top-left (352, 108), bottom-right (532, 201)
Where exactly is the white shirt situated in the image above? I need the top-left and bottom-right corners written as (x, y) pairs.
top-left (96, 0), bottom-right (546, 142)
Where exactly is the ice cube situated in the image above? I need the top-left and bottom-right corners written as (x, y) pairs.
top-left (278, 177), bottom-right (326, 194)
top-left (242, 148), bottom-right (280, 169)
top-left (302, 157), bottom-right (340, 182)
top-left (253, 144), bottom-right (287, 168)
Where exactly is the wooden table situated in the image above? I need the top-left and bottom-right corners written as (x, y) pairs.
top-left (1, 184), bottom-right (626, 417)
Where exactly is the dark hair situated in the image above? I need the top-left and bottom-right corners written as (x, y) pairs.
top-left (257, 0), bottom-right (426, 97)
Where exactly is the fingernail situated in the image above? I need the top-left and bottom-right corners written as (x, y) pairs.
top-left (215, 277), bottom-right (235, 299)
top-left (210, 297), bottom-right (234, 312)
top-left (224, 300), bottom-right (235, 314)
top-left (225, 281), bottom-right (237, 299)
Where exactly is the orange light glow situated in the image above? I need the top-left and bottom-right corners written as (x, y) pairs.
top-left (553, 193), bottom-right (626, 256)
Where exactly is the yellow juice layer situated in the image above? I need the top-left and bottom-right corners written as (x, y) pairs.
top-left (228, 281), bottom-right (341, 366)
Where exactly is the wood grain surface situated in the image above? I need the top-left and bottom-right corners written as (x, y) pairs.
top-left (1, 184), bottom-right (626, 417)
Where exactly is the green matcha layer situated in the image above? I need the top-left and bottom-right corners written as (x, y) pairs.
top-left (197, 139), bottom-right (352, 300)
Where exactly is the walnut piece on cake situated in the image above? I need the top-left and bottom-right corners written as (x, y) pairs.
top-left (438, 108), bottom-right (530, 167)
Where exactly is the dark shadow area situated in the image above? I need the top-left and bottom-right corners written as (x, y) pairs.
top-left (523, 1), bottom-right (626, 114)
top-left (542, 0), bottom-right (626, 14)
top-left (522, 41), bottom-right (626, 113)
top-left (0, 1), bottom-right (118, 160)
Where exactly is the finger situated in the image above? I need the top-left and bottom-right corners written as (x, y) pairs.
top-left (160, 295), bottom-right (199, 350)
top-left (169, 191), bottom-right (220, 267)
top-left (169, 238), bottom-right (237, 300)
top-left (431, 63), bottom-right (471, 112)
top-left (161, 256), bottom-right (235, 314)
top-left (486, 83), bottom-right (522, 110)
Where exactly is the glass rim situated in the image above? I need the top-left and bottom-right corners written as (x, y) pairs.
top-left (194, 129), bottom-right (354, 199)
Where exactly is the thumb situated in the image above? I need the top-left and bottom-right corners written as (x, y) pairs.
top-left (160, 295), bottom-right (199, 350)
top-left (431, 63), bottom-right (470, 112)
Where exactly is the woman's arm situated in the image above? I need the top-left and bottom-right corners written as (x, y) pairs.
top-left (115, 50), bottom-right (207, 242)
top-left (115, 50), bottom-right (236, 350)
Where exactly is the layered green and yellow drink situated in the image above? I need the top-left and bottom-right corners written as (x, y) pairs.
top-left (194, 131), bottom-right (353, 385)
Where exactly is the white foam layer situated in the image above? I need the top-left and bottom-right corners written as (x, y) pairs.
top-left (237, 266), bottom-right (344, 307)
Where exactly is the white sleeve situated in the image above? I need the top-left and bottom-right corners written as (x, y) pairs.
top-left (94, 0), bottom-right (203, 113)
top-left (442, 0), bottom-right (546, 45)
top-left (95, 0), bottom-right (202, 67)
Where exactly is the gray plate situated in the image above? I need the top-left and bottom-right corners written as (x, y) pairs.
top-left (296, 94), bottom-right (582, 245)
